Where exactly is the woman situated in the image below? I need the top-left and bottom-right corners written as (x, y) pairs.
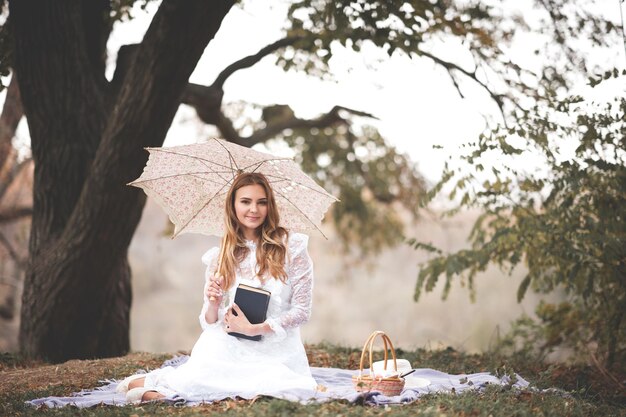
top-left (117, 172), bottom-right (317, 403)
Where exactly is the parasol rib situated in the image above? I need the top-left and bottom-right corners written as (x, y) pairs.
top-left (172, 183), bottom-right (231, 238)
top-left (262, 173), bottom-right (339, 200)
top-left (213, 138), bottom-right (240, 182)
top-left (272, 188), bottom-right (329, 240)
top-left (147, 146), bottom-right (237, 184)
top-left (129, 170), bottom-right (238, 186)
top-left (146, 148), bottom-right (235, 171)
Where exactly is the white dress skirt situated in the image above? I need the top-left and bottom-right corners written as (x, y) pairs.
top-left (141, 233), bottom-right (318, 401)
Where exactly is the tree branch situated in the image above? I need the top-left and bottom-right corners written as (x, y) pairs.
top-left (0, 230), bottom-right (26, 269)
top-left (181, 35), bottom-right (379, 148)
top-left (0, 73), bottom-right (24, 176)
top-left (537, 0), bottom-right (584, 71)
top-left (0, 158), bottom-right (31, 203)
top-left (213, 36), bottom-right (301, 89)
top-left (0, 206), bottom-right (33, 223)
top-left (445, 70), bottom-right (465, 99)
top-left (416, 48), bottom-right (507, 122)
top-left (181, 37), bottom-right (302, 125)
top-left (181, 82), bottom-right (223, 125)
top-left (246, 105), bottom-right (376, 147)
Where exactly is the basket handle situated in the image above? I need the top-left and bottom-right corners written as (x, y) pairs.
top-left (358, 331), bottom-right (399, 377)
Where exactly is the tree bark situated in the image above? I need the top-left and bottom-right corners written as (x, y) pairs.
top-left (11, 0), bottom-right (234, 362)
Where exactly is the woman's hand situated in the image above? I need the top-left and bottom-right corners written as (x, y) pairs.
top-left (205, 273), bottom-right (224, 306)
top-left (223, 304), bottom-right (256, 336)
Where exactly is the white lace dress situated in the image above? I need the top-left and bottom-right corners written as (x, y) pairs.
top-left (142, 232), bottom-right (318, 401)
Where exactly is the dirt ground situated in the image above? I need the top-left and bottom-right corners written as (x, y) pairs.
top-left (0, 352), bottom-right (168, 397)
top-left (0, 346), bottom-right (361, 399)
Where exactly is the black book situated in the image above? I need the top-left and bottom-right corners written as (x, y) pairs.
top-left (228, 284), bottom-right (271, 341)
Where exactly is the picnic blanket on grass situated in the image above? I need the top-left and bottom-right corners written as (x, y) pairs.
top-left (27, 355), bottom-right (529, 408)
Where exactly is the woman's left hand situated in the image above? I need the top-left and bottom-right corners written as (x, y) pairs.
top-left (223, 304), bottom-right (256, 336)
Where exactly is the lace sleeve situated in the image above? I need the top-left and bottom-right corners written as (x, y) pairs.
top-left (198, 247), bottom-right (224, 330)
top-left (266, 233), bottom-right (314, 338)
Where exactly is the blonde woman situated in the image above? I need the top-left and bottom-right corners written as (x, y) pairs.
top-left (117, 172), bottom-right (317, 403)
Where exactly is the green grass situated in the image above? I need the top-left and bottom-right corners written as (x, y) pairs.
top-left (1, 345), bottom-right (624, 417)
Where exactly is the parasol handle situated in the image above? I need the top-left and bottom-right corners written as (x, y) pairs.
top-left (209, 237), bottom-right (226, 302)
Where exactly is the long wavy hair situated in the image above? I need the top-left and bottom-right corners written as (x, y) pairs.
top-left (219, 172), bottom-right (288, 290)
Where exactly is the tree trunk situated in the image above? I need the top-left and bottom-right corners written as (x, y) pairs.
top-left (11, 0), bottom-right (234, 362)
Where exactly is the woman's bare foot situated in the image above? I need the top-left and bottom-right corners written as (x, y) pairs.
top-left (142, 391), bottom-right (165, 401)
top-left (125, 376), bottom-right (165, 402)
top-left (126, 386), bottom-right (165, 403)
top-left (128, 377), bottom-right (146, 390)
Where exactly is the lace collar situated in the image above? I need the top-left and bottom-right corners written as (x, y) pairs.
top-left (244, 239), bottom-right (258, 249)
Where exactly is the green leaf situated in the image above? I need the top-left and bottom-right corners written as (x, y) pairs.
top-left (517, 275), bottom-right (532, 302)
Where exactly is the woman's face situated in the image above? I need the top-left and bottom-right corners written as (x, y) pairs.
top-left (234, 184), bottom-right (268, 236)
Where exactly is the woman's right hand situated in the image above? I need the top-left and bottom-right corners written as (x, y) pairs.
top-left (206, 273), bottom-right (224, 306)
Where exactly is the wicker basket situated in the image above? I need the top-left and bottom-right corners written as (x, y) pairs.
top-left (352, 331), bottom-right (406, 397)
